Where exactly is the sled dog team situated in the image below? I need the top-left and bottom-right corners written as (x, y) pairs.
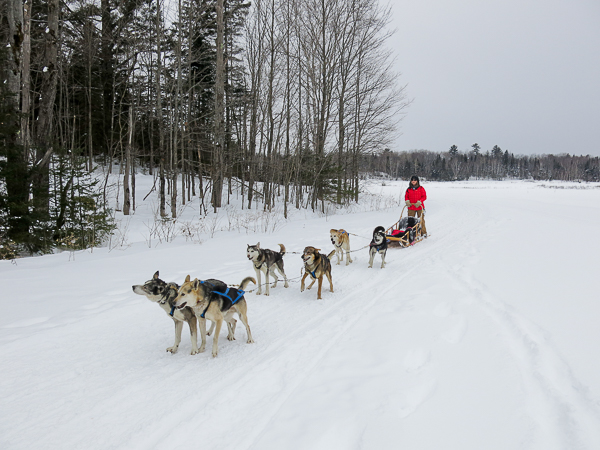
top-left (132, 226), bottom-right (389, 357)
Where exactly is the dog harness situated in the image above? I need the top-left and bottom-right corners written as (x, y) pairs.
top-left (199, 280), bottom-right (245, 319)
top-left (370, 241), bottom-right (386, 251)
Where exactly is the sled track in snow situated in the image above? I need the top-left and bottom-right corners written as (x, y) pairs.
top-left (426, 200), bottom-right (600, 449)
top-left (127, 245), bottom-right (444, 449)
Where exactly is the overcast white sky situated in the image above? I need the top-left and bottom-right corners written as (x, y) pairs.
top-left (389, 0), bottom-right (600, 157)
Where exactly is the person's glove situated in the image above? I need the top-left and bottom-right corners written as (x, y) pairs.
top-left (415, 201), bottom-right (422, 208)
top-left (405, 200), bottom-right (411, 207)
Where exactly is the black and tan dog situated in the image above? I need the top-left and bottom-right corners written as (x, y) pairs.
top-left (368, 226), bottom-right (387, 269)
top-left (301, 247), bottom-right (335, 300)
top-left (246, 243), bottom-right (289, 296)
top-left (174, 276), bottom-right (256, 357)
top-left (330, 229), bottom-right (353, 266)
top-left (132, 271), bottom-right (200, 355)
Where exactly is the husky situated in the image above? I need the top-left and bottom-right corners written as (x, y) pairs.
top-left (301, 246), bottom-right (335, 300)
top-left (175, 276), bottom-right (256, 357)
top-left (132, 271), bottom-right (200, 355)
top-left (246, 243), bottom-right (289, 296)
top-left (330, 229), bottom-right (353, 266)
top-left (368, 226), bottom-right (388, 269)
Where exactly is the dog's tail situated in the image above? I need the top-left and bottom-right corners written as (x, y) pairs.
top-left (240, 276), bottom-right (257, 291)
top-left (278, 243), bottom-right (286, 255)
top-left (327, 250), bottom-right (335, 260)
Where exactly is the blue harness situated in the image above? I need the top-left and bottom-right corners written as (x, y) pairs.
top-left (199, 281), bottom-right (245, 319)
top-left (211, 287), bottom-right (246, 305)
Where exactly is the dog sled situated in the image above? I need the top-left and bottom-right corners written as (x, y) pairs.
top-left (385, 207), bottom-right (425, 247)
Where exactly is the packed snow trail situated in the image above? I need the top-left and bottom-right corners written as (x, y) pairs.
top-left (1, 180), bottom-right (599, 450)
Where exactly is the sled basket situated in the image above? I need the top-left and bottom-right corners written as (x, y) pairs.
top-left (385, 206), bottom-right (425, 247)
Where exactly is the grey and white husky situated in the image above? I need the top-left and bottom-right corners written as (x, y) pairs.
top-left (132, 271), bottom-right (201, 355)
top-left (368, 226), bottom-right (388, 269)
top-left (246, 243), bottom-right (289, 296)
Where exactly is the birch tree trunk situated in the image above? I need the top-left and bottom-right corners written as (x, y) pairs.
top-left (156, 0), bottom-right (166, 217)
top-left (21, 0), bottom-right (31, 156)
top-left (123, 104), bottom-right (133, 215)
top-left (32, 0), bottom-right (59, 214)
top-left (212, 0), bottom-right (225, 210)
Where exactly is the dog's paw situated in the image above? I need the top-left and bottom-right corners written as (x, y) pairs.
top-left (212, 349), bottom-right (219, 358)
top-left (199, 344), bottom-right (206, 353)
top-left (284, 282), bottom-right (289, 288)
top-left (368, 264), bottom-right (373, 268)
top-left (227, 334), bottom-right (236, 341)
top-left (166, 346), bottom-right (179, 354)
top-left (256, 290), bottom-right (262, 295)
top-left (190, 348), bottom-right (200, 355)
top-left (247, 338), bottom-right (255, 344)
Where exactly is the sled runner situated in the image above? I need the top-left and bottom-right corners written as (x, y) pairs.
top-left (385, 206), bottom-right (425, 247)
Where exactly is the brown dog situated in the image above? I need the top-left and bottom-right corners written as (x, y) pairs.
top-left (330, 229), bottom-right (352, 266)
top-left (174, 275), bottom-right (255, 357)
top-left (301, 247), bottom-right (335, 300)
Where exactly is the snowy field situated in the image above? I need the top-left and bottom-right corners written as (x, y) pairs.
top-left (1, 177), bottom-right (600, 450)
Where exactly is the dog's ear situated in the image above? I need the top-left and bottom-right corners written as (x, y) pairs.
top-left (315, 248), bottom-right (321, 253)
top-left (192, 279), bottom-right (200, 289)
top-left (185, 274), bottom-right (191, 283)
top-left (257, 242), bottom-right (260, 248)
top-left (153, 271), bottom-right (159, 279)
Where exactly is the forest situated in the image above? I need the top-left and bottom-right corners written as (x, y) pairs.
top-left (1, 0), bottom-right (407, 254)
top-left (1, 0), bottom-right (598, 257)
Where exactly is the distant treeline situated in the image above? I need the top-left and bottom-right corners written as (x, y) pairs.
top-left (363, 146), bottom-right (600, 182)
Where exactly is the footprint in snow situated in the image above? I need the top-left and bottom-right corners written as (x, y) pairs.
top-left (403, 348), bottom-right (430, 372)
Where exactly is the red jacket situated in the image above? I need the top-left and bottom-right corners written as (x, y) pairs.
top-left (405, 186), bottom-right (426, 211)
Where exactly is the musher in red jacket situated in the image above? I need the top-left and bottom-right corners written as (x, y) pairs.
top-left (404, 175), bottom-right (427, 237)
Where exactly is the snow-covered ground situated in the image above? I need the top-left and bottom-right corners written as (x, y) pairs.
top-left (1, 177), bottom-right (600, 450)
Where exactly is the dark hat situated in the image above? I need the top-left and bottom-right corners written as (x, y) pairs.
top-left (410, 175), bottom-right (420, 182)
